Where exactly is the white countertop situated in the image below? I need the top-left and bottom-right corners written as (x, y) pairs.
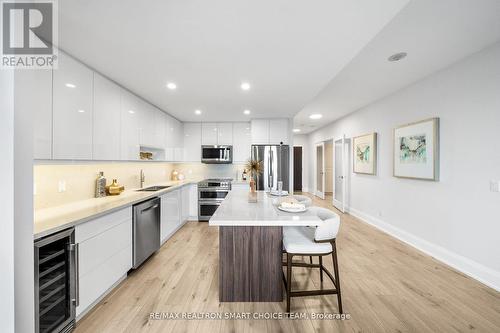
top-left (34, 179), bottom-right (199, 239)
top-left (209, 189), bottom-right (321, 226)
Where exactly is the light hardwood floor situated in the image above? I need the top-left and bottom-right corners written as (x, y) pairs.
top-left (75, 193), bottom-right (500, 333)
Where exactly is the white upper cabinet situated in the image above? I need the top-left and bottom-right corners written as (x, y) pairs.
top-left (251, 119), bottom-right (289, 145)
top-left (217, 123), bottom-right (233, 145)
top-left (120, 90), bottom-right (141, 160)
top-left (138, 100), bottom-right (154, 148)
top-left (154, 109), bottom-right (166, 151)
top-left (53, 52), bottom-right (93, 159)
top-left (183, 123), bottom-right (201, 162)
top-left (93, 73), bottom-right (121, 160)
top-left (173, 120), bottom-right (184, 162)
top-left (164, 114), bottom-right (175, 161)
top-left (251, 119), bottom-right (270, 144)
top-left (202, 123), bottom-right (218, 145)
top-left (233, 122), bottom-right (251, 162)
top-left (269, 119), bottom-right (289, 144)
top-left (14, 69), bottom-right (52, 159)
top-left (202, 122), bottom-right (233, 145)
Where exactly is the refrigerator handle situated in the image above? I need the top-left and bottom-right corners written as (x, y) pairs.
top-left (269, 149), bottom-right (273, 190)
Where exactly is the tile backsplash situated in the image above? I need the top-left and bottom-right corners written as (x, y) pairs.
top-left (34, 162), bottom-right (174, 209)
top-left (34, 162), bottom-right (247, 209)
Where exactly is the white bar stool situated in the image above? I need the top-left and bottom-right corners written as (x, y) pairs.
top-left (282, 206), bottom-right (343, 313)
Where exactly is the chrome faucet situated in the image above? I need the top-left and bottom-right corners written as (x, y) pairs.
top-left (140, 169), bottom-right (145, 188)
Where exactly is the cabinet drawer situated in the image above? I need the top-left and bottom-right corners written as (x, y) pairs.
top-left (76, 244), bottom-right (132, 317)
top-left (78, 219), bottom-right (132, 277)
top-left (76, 207), bottom-right (132, 243)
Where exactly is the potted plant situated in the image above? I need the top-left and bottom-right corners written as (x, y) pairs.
top-left (245, 159), bottom-right (263, 202)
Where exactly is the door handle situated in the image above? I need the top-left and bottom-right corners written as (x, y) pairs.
top-left (69, 243), bottom-right (80, 307)
top-left (141, 204), bottom-right (159, 213)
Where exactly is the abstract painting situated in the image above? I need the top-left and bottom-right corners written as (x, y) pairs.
top-left (393, 118), bottom-right (439, 180)
top-left (353, 133), bottom-right (377, 175)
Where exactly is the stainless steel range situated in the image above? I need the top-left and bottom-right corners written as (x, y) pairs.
top-left (198, 178), bottom-right (232, 221)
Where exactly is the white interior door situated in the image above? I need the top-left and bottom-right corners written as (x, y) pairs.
top-left (315, 142), bottom-right (325, 199)
top-left (333, 136), bottom-right (347, 212)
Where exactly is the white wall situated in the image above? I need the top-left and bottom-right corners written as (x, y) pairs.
top-left (305, 42), bottom-right (500, 290)
top-left (293, 134), bottom-right (309, 192)
top-left (0, 71), bottom-right (15, 333)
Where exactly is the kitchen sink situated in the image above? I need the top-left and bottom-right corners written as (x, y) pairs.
top-left (137, 185), bottom-right (171, 192)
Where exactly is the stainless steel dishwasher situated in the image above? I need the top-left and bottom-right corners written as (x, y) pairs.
top-left (132, 197), bottom-right (161, 269)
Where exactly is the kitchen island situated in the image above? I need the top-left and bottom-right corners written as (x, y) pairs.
top-left (209, 189), bottom-right (321, 302)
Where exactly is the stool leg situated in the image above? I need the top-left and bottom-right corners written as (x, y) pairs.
top-left (319, 256), bottom-right (324, 282)
top-left (286, 253), bottom-right (293, 313)
top-left (309, 256), bottom-right (313, 264)
top-left (332, 241), bottom-right (343, 314)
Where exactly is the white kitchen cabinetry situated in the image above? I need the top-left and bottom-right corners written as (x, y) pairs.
top-left (251, 119), bottom-right (270, 145)
top-left (14, 69), bottom-right (52, 159)
top-left (232, 122), bottom-right (251, 162)
top-left (217, 123), bottom-right (233, 145)
top-left (164, 114), bottom-right (175, 161)
top-left (93, 73), bottom-right (121, 160)
top-left (202, 123), bottom-right (218, 145)
top-left (183, 123), bottom-right (202, 162)
top-left (172, 119), bottom-right (184, 162)
top-left (181, 185), bottom-right (190, 223)
top-left (160, 189), bottom-right (182, 243)
top-left (75, 207), bottom-right (132, 317)
top-left (53, 52), bottom-right (93, 159)
top-left (120, 90), bottom-right (141, 160)
top-left (189, 184), bottom-right (198, 220)
top-left (251, 119), bottom-right (289, 145)
top-left (201, 123), bottom-right (233, 145)
top-left (269, 119), bottom-right (289, 144)
top-left (139, 100), bottom-right (155, 148)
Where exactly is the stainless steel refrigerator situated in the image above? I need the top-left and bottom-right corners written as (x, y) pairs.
top-left (251, 145), bottom-right (290, 192)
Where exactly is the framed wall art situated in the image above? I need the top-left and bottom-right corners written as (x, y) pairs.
top-left (393, 118), bottom-right (439, 180)
top-left (353, 132), bottom-right (377, 175)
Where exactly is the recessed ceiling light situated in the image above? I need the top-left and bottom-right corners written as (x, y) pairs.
top-left (65, 83), bottom-right (76, 88)
top-left (166, 82), bottom-right (177, 90)
top-left (194, 109), bottom-right (202, 115)
top-left (388, 52), bottom-right (407, 62)
top-left (293, 128), bottom-right (301, 133)
top-left (243, 109), bottom-right (251, 115)
top-left (77, 109), bottom-right (85, 113)
top-left (309, 114), bottom-right (322, 120)
top-left (241, 82), bottom-right (251, 91)
top-left (128, 110), bottom-right (135, 114)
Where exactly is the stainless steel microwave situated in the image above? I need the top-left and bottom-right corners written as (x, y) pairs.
top-left (201, 145), bottom-right (233, 164)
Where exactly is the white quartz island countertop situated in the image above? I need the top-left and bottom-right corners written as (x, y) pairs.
top-left (209, 189), bottom-right (321, 226)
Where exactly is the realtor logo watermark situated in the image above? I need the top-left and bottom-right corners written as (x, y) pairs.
top-left (1, 0), bottom-right (58, 69)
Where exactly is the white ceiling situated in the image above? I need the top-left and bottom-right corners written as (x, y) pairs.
top-left (294, 0), bottom-right (500, 133)
top-left (57, 0), bottom-right (409, 122)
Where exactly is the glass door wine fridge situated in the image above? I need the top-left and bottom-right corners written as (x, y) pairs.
top-left (34, 228), bottom-right (77, 333)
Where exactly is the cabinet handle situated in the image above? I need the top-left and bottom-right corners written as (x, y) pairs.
top-left (70, 243), bottom-right (80, 307)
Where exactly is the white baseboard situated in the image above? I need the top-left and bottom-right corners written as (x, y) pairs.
top-left (348, 207), bottom-right (500, 292)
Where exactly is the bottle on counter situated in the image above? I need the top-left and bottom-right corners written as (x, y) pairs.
top-left (242, 169), bottom-right (247, 181)
top-left (95, 171), bottom-right (107, 198)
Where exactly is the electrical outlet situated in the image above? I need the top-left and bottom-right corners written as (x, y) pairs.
top-left (490, 180), bottom-right (500, 193)
top-left (58, 180), bottom-right (66, 193)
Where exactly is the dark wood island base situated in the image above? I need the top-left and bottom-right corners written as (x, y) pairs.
top-left (219, 226), bottom-right (283, 302)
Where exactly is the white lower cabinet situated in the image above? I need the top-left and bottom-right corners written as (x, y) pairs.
top-left (181, 185), bottom-right (190, 222)
top-left (160, 189), bottom-right (181, 243)
top-left (75, 207), bottom-right (132, 318)
top-left (189, 184), bottom-right (198, 220)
